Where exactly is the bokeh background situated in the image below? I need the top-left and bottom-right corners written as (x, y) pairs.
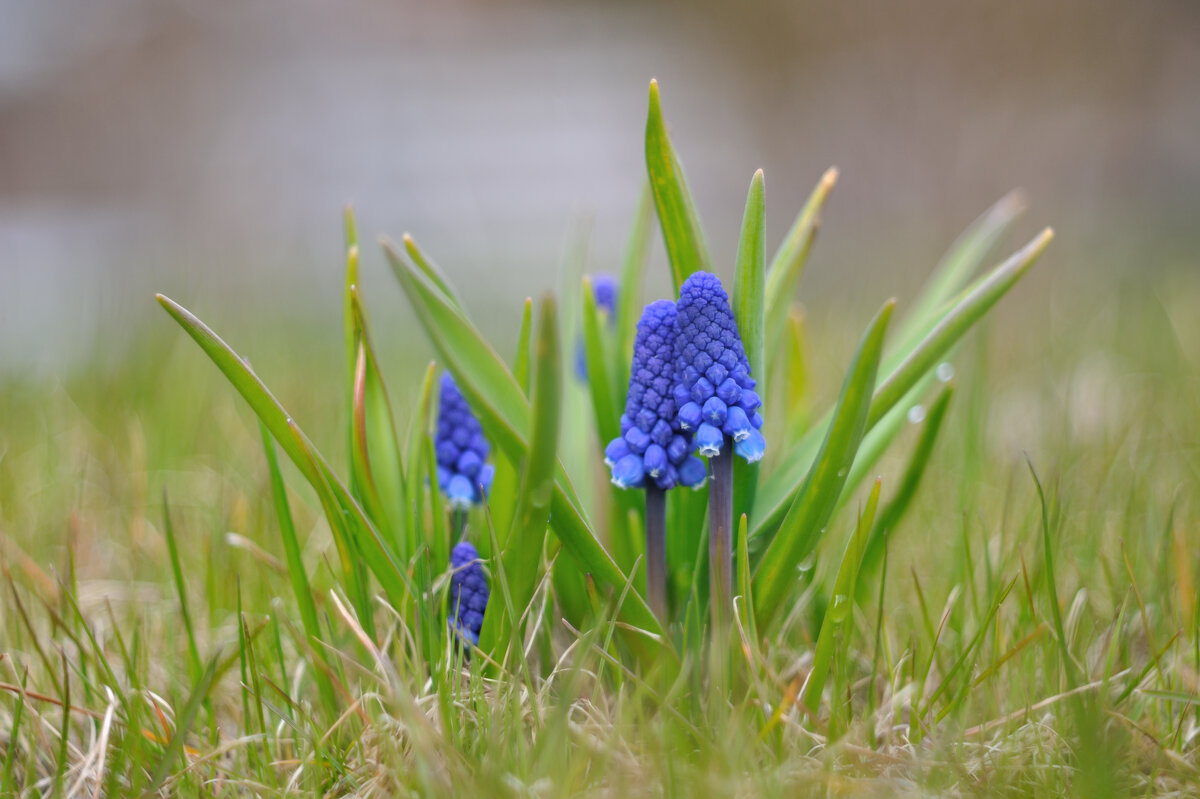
top-left (2, 0), bottom-right (1197, 373)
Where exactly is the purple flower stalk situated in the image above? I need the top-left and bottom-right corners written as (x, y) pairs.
top-left (672, 271), bottom-right (766, 463)
top-left (435, 373), bottom-right (495, 510)
top-left (449, 541), bottom-right (489, 647)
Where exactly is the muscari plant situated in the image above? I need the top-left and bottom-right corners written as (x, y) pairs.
top-left (155, 79), bottom-right (1052, 722)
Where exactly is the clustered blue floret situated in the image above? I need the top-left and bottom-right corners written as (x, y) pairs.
top-left (673, 272), bottom-right (765, 462)
top-left (435, 373), bottom-right (495, 508)
top-left (576, 273), bottom-right (619, 380)
top-left (449, 541), bottom-right (488, 646)
top-left (605, 300), bottom-right (707, 490)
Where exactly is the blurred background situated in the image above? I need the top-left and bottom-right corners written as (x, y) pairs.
top-left (2, 0), bottom-right (1197, 372)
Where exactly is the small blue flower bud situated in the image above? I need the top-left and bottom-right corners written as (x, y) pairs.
top-left (735, 429), bottom-right (766, 463)
top-left (456, 449), bottom-right (482, 479)
top-left (690, 377), bottom-right (715, 405)
top-left (673, 272), bottom-right (765, 462)
top-left (449, 542), bottom-right (489, 647)
top-left (695, 423), bottom-right (724, 457)
top-left (702, 396), bottom-right (728, 425)
top-left (445, 475), bottom-right (475, 509)
top-left (606, 300), bottom-right (698, 491)
top-left (716, 377), bottom-right (742, 407)
top-left (624, 425), bottom-right (651, 454)
top-left (643, 444), bottom-right (668, 477)
top-left (751, 412), bottom-right (764, 429)
top-left (738, 389), bottom-right (761, 413)
top-left (435, 373), bottom-right (493, 506)
top-left (666, 434), bottom-right (689, 463)
top-left (604, 438), bottom-right (631, 466)
top-left (722, 405), bottom-right (753, 441)
top-left (678, 401), bottom-right (702, 431)
top-left (678, 455), bottom-right (707, 488)
top-left (611, 453), bottom-right (645, 488)
top-left (705, 363), bottom-right (728, 387)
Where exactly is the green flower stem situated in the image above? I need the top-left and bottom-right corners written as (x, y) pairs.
top-left (644, 484), bottom-right (667, 622)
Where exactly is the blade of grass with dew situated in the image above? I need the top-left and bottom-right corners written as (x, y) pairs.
top-left (259, 422), bottom-right (338, 716)
top-left (348, 286), bottom-right (408, 557)
top-left (799, 476), bottom-right (881, 715)
top-left (489, 297), bottom-right (534, 541)
top-left (480, 295), bottom-right (561, 658)
top-left (581, 276), bottom-right (621, 447)
top-left (733, 169), bottom-right (766, 527)
top-left (763, 167), bottom-right (837, 370)
top-left (750, 228), bottom-right (1053, 542)
top-left (752, 299), bottom-right (893, 628)
top-left (381, 242), bottom-right (670, 655)
top-left (645, 79), bottom-right (709, 292)
top-left (156, 295), bottom-right (410, 611)
top-left (614, 183), bottom-right (653, 394)
top-left (856, 384), bottom-right (954, 599)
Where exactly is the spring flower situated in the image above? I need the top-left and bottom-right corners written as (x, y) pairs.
top-left (672, 271), bottom-right (765, 462)
top-left (435, 373), bottom-right (495, 508)
top-left (449, 541), bottom-right (488, 646)
top-left (575, 272), bottom-right (619, 380)
top-left (605, 300), bottom-right (706, 490)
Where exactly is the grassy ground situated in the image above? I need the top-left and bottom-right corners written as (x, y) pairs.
top-left (1, 264), bottom-right (1198, 796)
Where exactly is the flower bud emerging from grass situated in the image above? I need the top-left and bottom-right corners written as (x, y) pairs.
top-left (435, 372), bottom-right (495, 508)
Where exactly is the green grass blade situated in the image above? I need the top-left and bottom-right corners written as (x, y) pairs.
top-left (403, 232), bottom-right (466, 312)
top-left (480, 295), bottom-right (561, 657)
top-left (259, 422), bottom-right (338, 715)
top-left (490, 299), bottom-right (534, 542)
top-left (581, 276), bottom-right (621, 448)
top-left (644, 79), bottom-right (710, 293)
top-left (750, 228), bottom-right (1052, 540)
top-left (869, 228), bottom-right (1052, 428)
top-left (800, 476), bottom-right (881, 713)
top-left (144, 655), bottom-right (220, 794)
top-left (733, 169), bottom-right (766, 524)
top-left (857, 384), bottom-right (954, 595)
top-left (752, 299), bottom-right (894, 628)
top-left (892, 190), bottom-right (1025, 349)
top-left (155, 294), bottom-right (410, 610)
top-left (763, 167), bottom-right (837, 370)
top-left (161, 491), bottom-right (202, 683)
top-left (404, 361), bottom-right (437, 556)
top-left (513, 296), bottom-right (534, 397)
top-left (381, 240), bottom-right (671, 658)
top-left (348, 286), bottom-right (409, 556)
top-left (614, 184), bottom-right (653, 394)
top-left (736, 512), bottom-right (757, 646)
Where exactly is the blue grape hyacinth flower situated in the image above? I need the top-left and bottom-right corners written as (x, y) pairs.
top-left (575, 272), bottom-right (619, 380)
top-left (672, 271), bottom-right (765, 463)
top-left (604, 299), bottom-right (706, 490)
top-left (449, 541), bottom-right (488, 647)
top-left (435, 373), bottom-right (495, 508)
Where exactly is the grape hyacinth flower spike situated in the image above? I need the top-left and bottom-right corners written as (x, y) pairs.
top-left (449, 541), bottom-right (489, 648)
top-left (575, 272), bottom-right (619, 380)
top-left (604, 299), bottom-right (705, 619)
top-left (435, 372), bottom-right (495, 533)
top-left (673, 271), bottom-right (765, 632)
